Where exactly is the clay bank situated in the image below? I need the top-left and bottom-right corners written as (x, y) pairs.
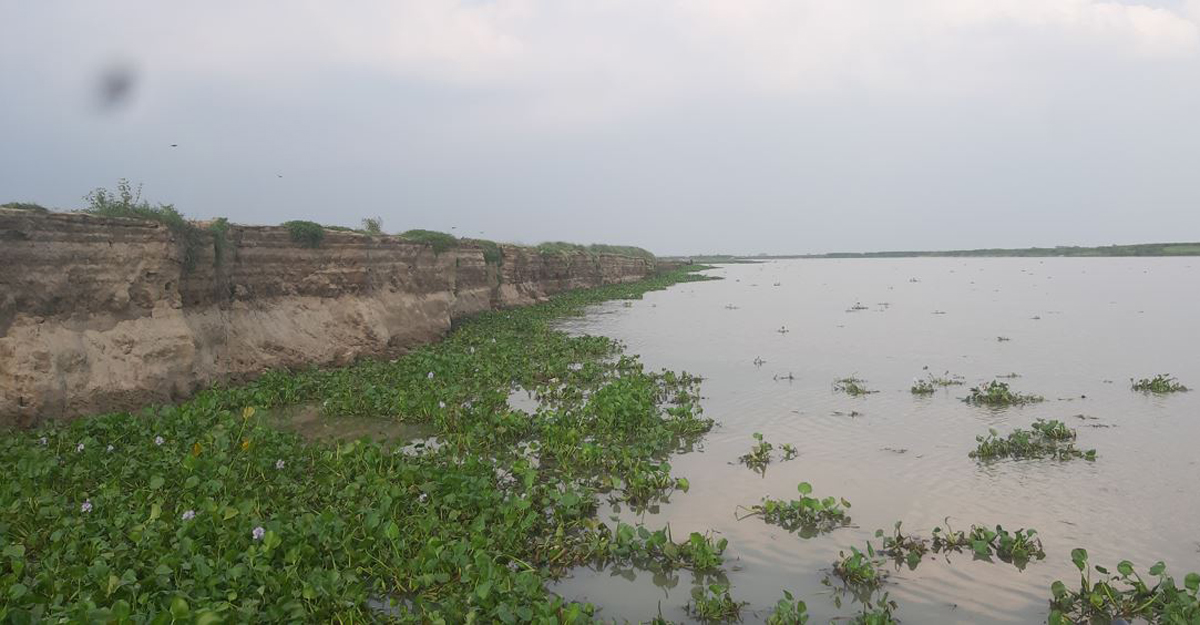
top-left (0, 209), bottom-right (657, 426)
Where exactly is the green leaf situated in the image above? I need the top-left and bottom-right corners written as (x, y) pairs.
top-left (476, 580), bottom-right (492, 601)
top-left (1185, 572), bottom-right (1200, 592)
top-left (797, 482), bottom-right (812, 495)
top-left (149, 476), bottom-right (165, 490)
top-left (170, 596), bottom-right (189, 618)
top-left (1117, 560), bottom-right (1134, 576)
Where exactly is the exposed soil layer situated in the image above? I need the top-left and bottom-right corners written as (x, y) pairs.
top-left (0, 210), bottom-right (654, 425)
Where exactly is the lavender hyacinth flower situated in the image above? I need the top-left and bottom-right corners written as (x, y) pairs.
top-left (252, 526), bottom-right (265, 540)
top-left (181, 509), bottom-right (196, 521)
top-left (81, 499), bottom-right (93, 513)
top-left (275, 459), bottom-right (285, 470)
top-left (76, 443), bottom-right (84, 453)
top-left (154, 436), bottom-right (164, 446)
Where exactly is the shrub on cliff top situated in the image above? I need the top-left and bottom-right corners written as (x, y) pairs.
top-left (2, 201), bottom-right (50, 212)
top-left (587, 244), bottom-right (655, 261)
top-left (400, 229), bottom-right (459, 254)
top-left (361, 216), bottom-right (384, 235)
top-left (82, 179), bottom-right (205, 271)
top-left (464, 238), bottom-right (504, 264)
top-left (538, 241), bottom-right (654, 261)
top-left (282, 220), bottom-right (325, 248)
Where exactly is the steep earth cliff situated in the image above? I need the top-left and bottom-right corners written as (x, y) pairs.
top-left (0, 210), bottom-right (654, 425)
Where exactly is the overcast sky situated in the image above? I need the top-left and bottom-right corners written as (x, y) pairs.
top-left (2, 1), bottom-right (1198, 255)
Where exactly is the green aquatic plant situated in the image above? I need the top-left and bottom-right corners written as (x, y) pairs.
top-left (577, 522), bottom-right (728, 573)
top-left (929, 521), bottom-right (1045, 566)
top-left (780, 443), bottom-right (798, 460)
top-left (832, 543), bottom-right (886, 588)
top-left (766, 590), bottom-right (809, 624)
top-left (910, 378), bottom-right (936, 395)
top-left (739, 432), bottom-right (773, 471)
top-left (1131, 374), bottom-right (1189, 393)
top-left (686, 584), bottom-right (745, 622)
top-left (834, 377), bottom-right (877, 396)
top-left (1048, 549), bottom-right (1200, 624)
top-left (875, 521), bottom-right (929, 567)
top-left (963, 380), bottom-right (1043, 406)
top-left (740, 482), bottom-right (851, 534)
top-left (0, 266), bottom-right (720, 622)
top-left (969, 419), bottom-right (1096, 461)
top-left (929, 371), bottom-right (966, 386)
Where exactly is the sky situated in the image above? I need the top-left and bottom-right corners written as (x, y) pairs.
top-left (1, 1), bottom-right (1199, 256)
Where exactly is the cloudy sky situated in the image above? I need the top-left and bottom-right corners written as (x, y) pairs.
top-left (2, 1), bottom-right (1198, 255)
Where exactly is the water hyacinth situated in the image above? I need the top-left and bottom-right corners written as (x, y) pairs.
top-left (275, 459), bottom-right (285, 470)
top-left (106, 444), bottom-right (114, 452)
top-left (38, 437), bottom-right (47, 446)
top-left (76, 443), bottom-right (84, 453)
top-left (154, 435), bottom-right (165, 446)
top-left (427, 371), bottom-right (434, 380)
top-left (438, 401), bottom-right (446, 409)
top-left (80, 499), bottom-right (92, 513)
top-left (0, 265), bottom-right (721, 621)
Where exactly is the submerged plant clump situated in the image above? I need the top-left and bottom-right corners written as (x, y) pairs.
top-left (766, 590), bottom-right (809, 624)
top-left (832, 543), bottom-right (887, 588)
top-left (910, 378), bottom-right (936, 395)
top-left (969, 419), bottom-right (1096, 461)
top-left (963, 380), bottom-right (1044, 406)
top-left (740, 482), bottom-right (852, 534)
top-left (687, 584), bottom-right (745, 622)
top-left (576, 522), bottom-right (728, 573)
top-left (1049, 549), bottom-right (1200, 624)
top-left (1130, 374), bottom-right (1189, 393)
top-left (834, 377), bottom-right (877, 396)
top-left (738, 433), bottom-right (797, 472)
top-left (0, 266), bottom-right (724, 622)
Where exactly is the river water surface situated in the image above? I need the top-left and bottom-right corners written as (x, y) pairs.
top-left (551, 258), bottom-right (1200, 623)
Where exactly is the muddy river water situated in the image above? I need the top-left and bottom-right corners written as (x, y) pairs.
top-left (550, 258), bottom-right (1200, 623)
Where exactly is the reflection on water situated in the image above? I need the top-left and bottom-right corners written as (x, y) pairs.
top-left (552, 258), bottom-right (1200, 623)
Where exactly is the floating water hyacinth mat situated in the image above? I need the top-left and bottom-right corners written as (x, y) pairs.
top-left (0, 267), bottom-right (725, 623)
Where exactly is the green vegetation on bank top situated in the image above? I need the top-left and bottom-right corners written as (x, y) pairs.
top-left (1, 202), bottom-right (50, 213)
top-left (0, 266), bottom-right (718, 623)
top-left (5, 180), bottom-right (656, 266)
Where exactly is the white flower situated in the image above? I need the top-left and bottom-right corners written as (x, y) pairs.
top-left (252, 526), bottom-right (265, 540)
top-left (38, 437), bottom-right (47, 446)
top-left (438, 401), bottom-right (446, 409)
top-left (427, 371), bottom-right (434, 380)
top-left (106, 444), bottom-right (114, 452)
top-left (275, 459), bottom-right (285, 470)
top-left (181, 509), bottom-right (196, 521)
top-left (154, 436), bottom-right (164, 446)
top-left (469, 347), bottom-right (475, 354)
top-left (81, 499), bottom-right (93, 513)
top-left (76, 443), bottom-right (84, 453)
top-left (418, 493), bottom-right (428, 503)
